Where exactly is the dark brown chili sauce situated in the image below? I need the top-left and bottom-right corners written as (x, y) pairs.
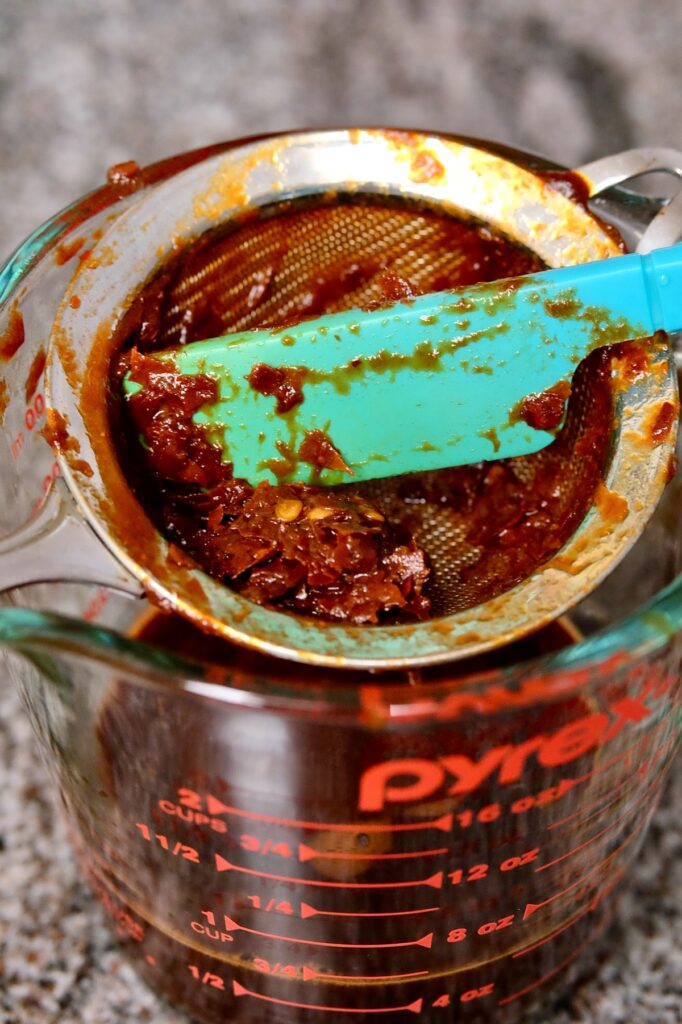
top-left (110, 195), bottom-right (614, 625)
top-left (85, 607), bottom-right (595, 1024)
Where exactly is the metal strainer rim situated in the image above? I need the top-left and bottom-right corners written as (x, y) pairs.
top-left (46, 128), bottom-right (678, 668)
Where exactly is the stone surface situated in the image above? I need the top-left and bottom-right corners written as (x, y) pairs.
top-left (1, 0), bottom-right (682, 262)
top-left (1, 1), bottom-right (682, 1021)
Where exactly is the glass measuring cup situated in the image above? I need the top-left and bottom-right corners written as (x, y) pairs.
top-left (2, 569), bottom-right (682, 1022)
top-left (1, 133), bottom-right (682, 1022)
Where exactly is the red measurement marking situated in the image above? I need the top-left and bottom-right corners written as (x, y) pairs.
top-left (233, 980), bottom-right (423, 1015)
top-left (548, 773), bottom-right (635, 831)
top-left (247, 896), bottom-right (293, 915)
top-left (300, 902), bottom-right (439, 919)
top-left (240, 834), bottom-right (292, 857)
top-left (215, 854), bottom-right (443, 890)
top-left (548, 730), bottom-right (675, 833)
top-left (542, 730), bottom-right (652, 812)
top-left (83, 588), bottom-right (110, 623)
top-left (224, 915), bottom-right (433, 950)
top-left (10, 432), bottom-right (25, 460)
top-left (582, 718), bottom-right (667, 783)
top-left (202, 793), bottom-right (452, 832)
top-left (524, 813), bottom-right (648, 919)
top-left (135, 823), bottom-right (200, 863)
top-left (512, 906), bottom-right (591, 958)
top-left (536, 768), bottom-right (664, 872)
top-left (499, 918), bottom-right (606, 1006)
top-left (302, 965), bottom-right (429, 982)
top-left (23, 392), bottom-right (45, 432)
top-left (298, 841), bottom-right (448, 862)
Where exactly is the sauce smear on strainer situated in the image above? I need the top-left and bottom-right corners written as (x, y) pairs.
top-left (110, 196), bottom-right (614, 624)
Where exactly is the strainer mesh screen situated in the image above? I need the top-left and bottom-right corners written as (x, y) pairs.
top-left (132, 196), bottom-right (613, 616)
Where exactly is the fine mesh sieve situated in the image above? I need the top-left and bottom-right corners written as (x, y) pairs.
top-left (116, 197), bottom-right (614, 620)
top-left (33, 131), bottom-right (682, 667)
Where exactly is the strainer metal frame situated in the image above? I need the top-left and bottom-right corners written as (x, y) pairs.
top-left (2, 130), bottom-right (681, 668)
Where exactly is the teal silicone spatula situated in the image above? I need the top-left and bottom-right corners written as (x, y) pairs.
top-left (124, 243), bottom-right (682, 485)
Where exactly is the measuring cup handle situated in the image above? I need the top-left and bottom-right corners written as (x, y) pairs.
top-left (577, 147), bottom-right (682, 376)
top-left (577, 147), bottom-right (682, 253)
top-left (578, 148), bottom-right (682, 193)
top-left (0, 477), bottom-right (143, 596)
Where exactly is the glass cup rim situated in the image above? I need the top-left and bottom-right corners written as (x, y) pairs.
top-left (1, 571), bottom-right (680, 718)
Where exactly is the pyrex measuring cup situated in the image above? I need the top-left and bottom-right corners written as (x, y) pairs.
top-left (1, 132), bottom-right (682, 1023)
top-left (3, 596), bottom-right (682, 1024)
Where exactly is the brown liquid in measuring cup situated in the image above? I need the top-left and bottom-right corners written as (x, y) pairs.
top-left (81, 193), bottom-right (646, 1022)
top-left (79, 608), bottom-right (635, 1024)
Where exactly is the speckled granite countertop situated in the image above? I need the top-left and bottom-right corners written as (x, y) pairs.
top-left (1, 1), bottom-right (682, 1021)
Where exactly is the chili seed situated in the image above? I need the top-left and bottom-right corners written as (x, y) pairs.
top-left (276, 498), bottom-right (303, 522)
top-left (361, 506), bottom-right (385, 522)
top-left (307, 506), bottom-right (334, 521)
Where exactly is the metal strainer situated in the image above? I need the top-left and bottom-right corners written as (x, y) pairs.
top-left (111, 197), bottom-right (629, 620)
top-left (3, 130), bottom-right (681, 668)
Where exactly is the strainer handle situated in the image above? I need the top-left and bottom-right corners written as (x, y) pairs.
top-left (577, 148), bottom-right (682, 253)
top-left (0, 478), bottom-right (143, 596)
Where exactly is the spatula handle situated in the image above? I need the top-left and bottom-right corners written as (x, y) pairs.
top-left (641, 245), bottom-right (682, 333)
top-left (521, 242), bottom-right (682, 345)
